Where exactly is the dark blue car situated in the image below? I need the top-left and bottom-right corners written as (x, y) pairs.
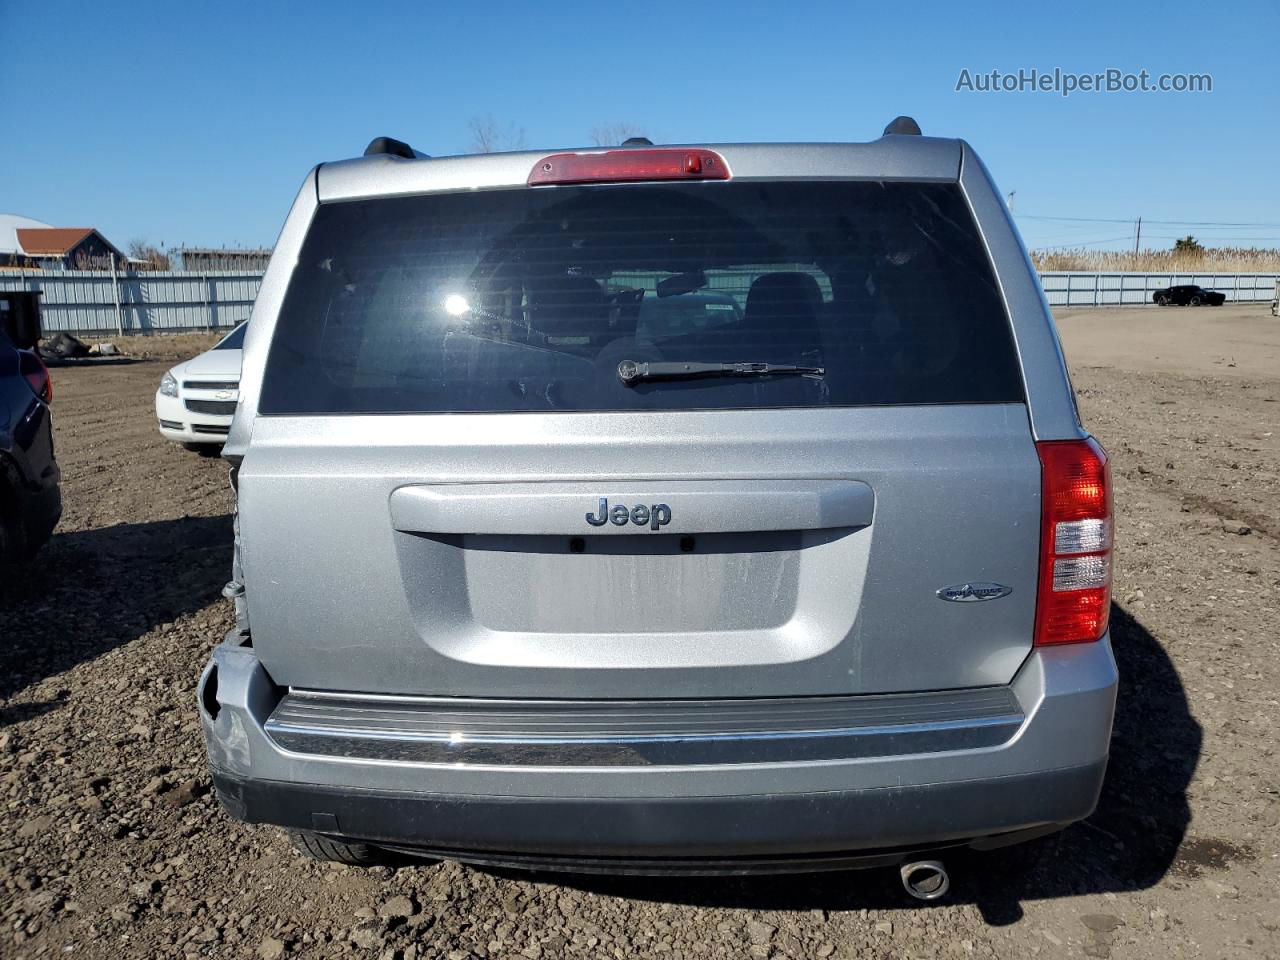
top-left (0, 293), bottom-right (60, 562)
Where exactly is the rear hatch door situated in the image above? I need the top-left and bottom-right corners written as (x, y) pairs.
top-left (240, 174), bottom-right (1040, 699)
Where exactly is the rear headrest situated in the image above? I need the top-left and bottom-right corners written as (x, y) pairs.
top-left (527, 276), bottom-right (606, 337)
top-left (744, 272), bottom-right (823, 328)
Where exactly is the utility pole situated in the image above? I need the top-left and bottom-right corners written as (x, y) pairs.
top-left (1134, 216), bottom-right (1142, 253)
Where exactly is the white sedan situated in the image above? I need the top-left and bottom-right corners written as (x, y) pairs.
top-left (155, 323), bottom-right (245, 449)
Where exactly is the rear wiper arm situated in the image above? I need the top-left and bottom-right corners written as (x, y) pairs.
top-left (617, 360), bottom-right (824, 386)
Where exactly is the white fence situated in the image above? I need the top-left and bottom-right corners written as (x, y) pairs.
top-left (1040, 272), bottom-right (1279, 307)
top-left (2, 268), bottom-right (1276, 336)
top-left (0, 270), bottom-right (261, 336)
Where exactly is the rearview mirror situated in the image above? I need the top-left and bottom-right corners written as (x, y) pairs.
top-left (0, 292), bottom-right (43, 350)
top-left (656, 271), bottom-right (707, 298)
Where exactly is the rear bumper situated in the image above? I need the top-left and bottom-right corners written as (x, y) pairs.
top-left (212, 761), bottom-right (1103, 871)
top-left (199, 636), bottom-right (1116, 866)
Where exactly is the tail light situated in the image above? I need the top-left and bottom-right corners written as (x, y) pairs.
top-left (1034, 438), bottom-right (1111, 646)
top-left (18, 350), bottom-right (52, 405)
top-left (528, 148), bottom-right (730, 186)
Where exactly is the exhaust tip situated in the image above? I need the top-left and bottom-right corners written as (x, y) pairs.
top-left (899, 860), bottom-right (950, 901)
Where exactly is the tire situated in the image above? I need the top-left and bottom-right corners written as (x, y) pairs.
top-left (1154, 294), bottom-right (1168, 306)
top-left (287, 829), bottom-right (388, 866)
top-left (1190, 296), bottom-right (1202, 306)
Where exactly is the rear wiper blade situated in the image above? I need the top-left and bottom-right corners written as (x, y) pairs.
top-left (617, 359), bottom-right (824, 386)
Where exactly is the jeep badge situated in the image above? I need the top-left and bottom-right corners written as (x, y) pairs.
top-left (585, 498), bottom-right (671, 531)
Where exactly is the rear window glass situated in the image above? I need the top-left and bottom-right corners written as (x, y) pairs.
top-left (260, 181), bottom-right (1023, 414)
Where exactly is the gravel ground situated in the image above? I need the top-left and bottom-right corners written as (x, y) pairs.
top-left (2, 305), bottom-right (1277, 959)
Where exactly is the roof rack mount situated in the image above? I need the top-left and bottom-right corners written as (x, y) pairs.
top-left (364, 136), bottom-right (428, 160)
top-left (882, 116), bottom-right (922, 136)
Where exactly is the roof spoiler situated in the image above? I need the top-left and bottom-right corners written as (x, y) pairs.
top-left (363, 136), bottom-right (429, 159)
top-left (882, 116), bottom-right (922, 136)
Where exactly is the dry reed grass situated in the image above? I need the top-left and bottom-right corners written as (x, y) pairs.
top-left (1030, 247), bottom-right (1280, 272)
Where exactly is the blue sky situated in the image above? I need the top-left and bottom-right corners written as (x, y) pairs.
top-left (3, 0), bottom-right (1277, 252)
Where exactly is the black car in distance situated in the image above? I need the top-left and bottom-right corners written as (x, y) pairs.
top-left (1152, 284), bottom-right (1226, 306)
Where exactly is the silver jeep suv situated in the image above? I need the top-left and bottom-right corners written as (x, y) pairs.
top-left (200, 120), bottom-right (1116, 880)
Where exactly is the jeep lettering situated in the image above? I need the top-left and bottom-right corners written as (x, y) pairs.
top-left (586, 498), bottom-right (671, 530)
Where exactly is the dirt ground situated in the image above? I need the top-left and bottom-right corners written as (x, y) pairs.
top-left (1055, 305), bottom-right (1280, 381)
top-left (2, 304), bottom-right (1277, 959)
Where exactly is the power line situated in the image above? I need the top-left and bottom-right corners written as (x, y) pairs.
top-left (1018, 214), bottom-right (1134, 224)
top-left (1018, 213), bottom-right (1280, 228)
top-left (1028, 232), bottom-right (1280, 243)
top-left (1141, 219), bottom-right (1280, 228)
top-left (1134, 225), bottom-right (1280, 233)
top-left (1028, 235), bottom-right (1134, 244)
top-left (1033, 236), bottom-right (1137, 249)
top-left (1143, 234), bottom-right (1280, 243)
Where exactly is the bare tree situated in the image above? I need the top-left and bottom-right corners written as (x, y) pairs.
top-left (590, 122), bottom-right (646, 146)
top-left (126, 238), bottom-right (170, 271)
top-left (468, 115), bottom-right (526, 154)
